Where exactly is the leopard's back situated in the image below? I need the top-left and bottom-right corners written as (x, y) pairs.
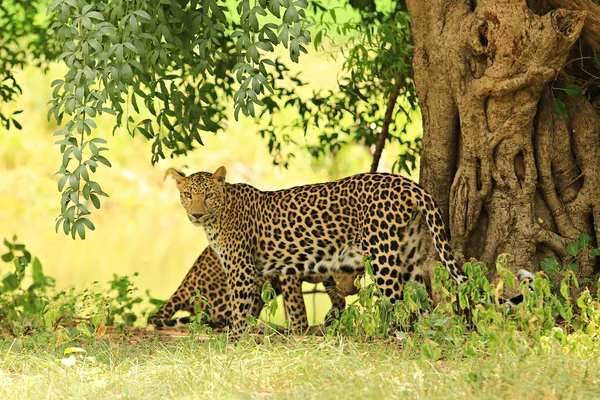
top-left (214, 173), bottom-right (465, 296)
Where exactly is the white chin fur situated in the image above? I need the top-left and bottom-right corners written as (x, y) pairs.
top-left (188, 216), bottom-right (203, 226)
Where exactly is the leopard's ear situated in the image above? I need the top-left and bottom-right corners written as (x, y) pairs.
top-left (213, 166), bottom-right (227, 184)
top-left (167, 168), bottom-right (187, 188)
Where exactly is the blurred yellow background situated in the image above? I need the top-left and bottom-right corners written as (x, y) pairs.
top-left (0, 48), bottom-right (421, 325)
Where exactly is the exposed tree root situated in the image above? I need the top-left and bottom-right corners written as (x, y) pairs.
top-left (535, 90), bottom-right (580, 241)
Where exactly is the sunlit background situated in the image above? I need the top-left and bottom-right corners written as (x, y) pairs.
top-left (0, 39), bottom-right (421, 325)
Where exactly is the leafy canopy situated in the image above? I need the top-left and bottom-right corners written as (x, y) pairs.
top-left (46, 0), bottom-right (312, 239)
top-left (3, 0), bottom-right (417, 238)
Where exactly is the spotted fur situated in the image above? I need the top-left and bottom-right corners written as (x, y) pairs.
top-left (147, 246), bottom-right (359, 331)
top-left (169, 167), bottom-right (515, 338)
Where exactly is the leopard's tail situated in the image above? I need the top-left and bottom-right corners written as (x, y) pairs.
top-left (414, 186), bottom-right (468, 285)
top-left (414, 184), bottom-right (530, 306)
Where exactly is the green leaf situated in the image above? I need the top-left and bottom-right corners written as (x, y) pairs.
top-left (89, 137), bottom-right (107, 144)
top-left (566, 241), bottom-right (579, 257)
top-left (278, 25), bottom-right (289, 46)
top-left (3, 273), bottom-right (20, 291)
top-left (22, 249), bottom-right (31, 263)
top-left (87, 11), bottom-right (104, 21)
top-left (314, 29), bottom-right (323, 51)
top-left (541, 258), bottom-right (559, 274)
top-left (268, 0), bottom-right (280, 17)
top-left (90, 194), bottom-right (101, 209)
top-left (13, 258), bottom-right (24, 274)
top-left (496, 259), bottom-right (515, 288)
top-left (129, 15), bottom-right (139, 33)
top-left (73, 147), bottom-right (82, 161)
top-left (69, 175), bottom-right (79, 191)
top-left (564, 84), bottom-right (582, 97)
top-left (1, 252), bottom-right (14, 262)
top-left (133, 10), bottom-right (152, 20)
top-left (363, 257), bottom-right (374, 277)
top-left (249, 11), bottom-right (259, 31)
top-left (256, 41), bottom-right (274, 52)
top-left (591, 248), bottom-right (600, 257)
top-left (260, 282), bottom-right (274, 303)
top-left (80, 165), bottom-right (90, 182)
top-left (560, 279), bottom-right (571, 301)
top-left (553, 98), bottom-right (567, 118)
top-left (80, 218), bottom-right (95, 231)
top-left (268, 299), bottom-right (277, 316)
top-left (76, 221), bottom-right (86, 240)
top-left (283, 6), bottom-right (298, 24)
top-left (566, 263), bottom-right (578, 272)
top-left (578, 232), bottom-right (590, 248)
top-left (124, 42), bottom-right (138, 54)
top-left (100, 108), bottom-right (116, 116)
top-left (84, 119), bottom-right (97, 129)
top-left (32, 258), bottom-right (44, 286)
top-left (77, 203), bottom-right (90, 215)
top-left (58, 174), bottom-right (68, 191)
top-left (96, 156), bottom-right (112, 167)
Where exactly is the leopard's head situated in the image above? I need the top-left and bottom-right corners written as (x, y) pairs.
top-left (168, 166), bottom-right (227, 226)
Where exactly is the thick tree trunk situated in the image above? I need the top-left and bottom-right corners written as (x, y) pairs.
top-left (406, 0), bottom-right (600, 296)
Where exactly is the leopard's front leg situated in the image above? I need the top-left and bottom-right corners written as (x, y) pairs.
top-left (222, 257), bottom-right (256, 340)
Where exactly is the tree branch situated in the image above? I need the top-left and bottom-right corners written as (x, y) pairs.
top-left (549, 0), bottom-right (600, 51)
top-left (370, 79), bottom-right (402, 173)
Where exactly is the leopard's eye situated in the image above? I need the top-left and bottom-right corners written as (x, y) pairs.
top-left (204, 192), bottom-right (213, 200)
top-left (183, 192), bottom-right (192, 199)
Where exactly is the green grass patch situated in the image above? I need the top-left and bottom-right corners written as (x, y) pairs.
top-left (1, 332), bottom-right (599, 399)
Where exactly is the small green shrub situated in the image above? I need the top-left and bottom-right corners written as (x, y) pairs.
top-left (0, 236), bottom-right (56, 333)
top-left (183, 292), bottom-right (214, 335)
top-left (1, 236), bottom-right (152, 335)
top-left (327, 250), bottom-right (600, 361)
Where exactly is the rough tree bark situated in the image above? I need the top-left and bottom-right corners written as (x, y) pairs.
top-left (406, 0), bottom-right (600, 296)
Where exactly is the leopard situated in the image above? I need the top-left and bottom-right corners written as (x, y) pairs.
top-left (147, 246), bottom-right (360, 332)
top-left (169, 166), bottom-right (529, 338)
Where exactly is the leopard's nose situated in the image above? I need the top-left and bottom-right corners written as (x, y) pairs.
top-left (191, 213), bottom-right (203, 219)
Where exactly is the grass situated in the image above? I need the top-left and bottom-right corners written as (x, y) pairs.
top-left (1, 331), bottom-right (599, 399)
top-left (3, 6), bottom-right (596, 399)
